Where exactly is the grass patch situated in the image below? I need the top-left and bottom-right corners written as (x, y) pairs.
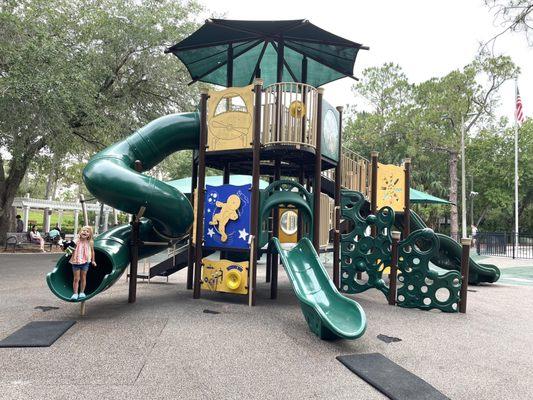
top-left (16, 208), bottom-right (128, 235)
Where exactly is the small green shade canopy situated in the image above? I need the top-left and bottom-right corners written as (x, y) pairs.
top-left (410, 188), bottom-right (451, 204)
top-left (166, 19), bottom-right (368, 87)
top-left (167, 174), bottom-right (269, 195)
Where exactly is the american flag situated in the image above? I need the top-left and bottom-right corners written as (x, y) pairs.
top-left (516, 87), bottom-right (525, 126)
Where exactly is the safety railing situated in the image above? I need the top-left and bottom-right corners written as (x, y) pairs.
top-left (476, 231), bottom-right (533, 259)
top-left (322, 147), bottom-right (371, 198)
top-left (262, 82), bottom-right (318, 148)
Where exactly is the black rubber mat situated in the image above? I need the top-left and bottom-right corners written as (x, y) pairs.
top-left (0, 321), bottom-right (75, 348)
top-left (337, 353), bottom-right (449, 400)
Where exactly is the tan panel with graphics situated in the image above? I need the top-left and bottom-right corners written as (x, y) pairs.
top-left (207, 85), bottom-right (254, 151)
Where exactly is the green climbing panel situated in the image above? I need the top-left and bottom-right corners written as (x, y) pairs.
top-left (340, 190), bottom-right (462, 313)
top-left (397, 228), bottom-right (461, 313)
top-left (340, 190), bottom-right (394, 296)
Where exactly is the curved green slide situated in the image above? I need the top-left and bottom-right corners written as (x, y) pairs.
top-left (402, 210), bottom-right (500, 284)
top-left (47, 112), bottom-right (200, 302)
top-left (270, 237), bottom-right (366, 340)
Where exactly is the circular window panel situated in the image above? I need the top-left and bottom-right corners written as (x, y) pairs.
top-left (280, 210), bottom-right (298, 235)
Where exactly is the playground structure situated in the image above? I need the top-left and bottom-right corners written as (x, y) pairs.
top-left (47, 19), bottom-right (500, 340)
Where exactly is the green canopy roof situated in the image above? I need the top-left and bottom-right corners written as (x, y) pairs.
top-left (166, 19), bottom-right (368, 87)
top-left (168, 176), bottom-right (448, 205)
top-left (167, 175), bottom-right (269, 195)
top-left (410, 188), bottom-right (451, 204)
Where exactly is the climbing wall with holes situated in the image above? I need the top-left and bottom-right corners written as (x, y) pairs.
top-left (339, 190), bottom-right (463, 313)
top-left (340, 190), bottom-right (394, 297)
top-left (397, 229), bottom-right (462, 312)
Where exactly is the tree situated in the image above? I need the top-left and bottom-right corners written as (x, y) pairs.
top-left (0, 0), bottom-right (203, 242)
top-left (485, 1), bottom-right (533, 45)
top-left (468, 120), bottom-right (533, 232)
top-left (344, 63), bottom-right (414, 164)
top-left (345, 55), bottom-right (518, 239)
top-left (413, 55), bottom-right (518, 239)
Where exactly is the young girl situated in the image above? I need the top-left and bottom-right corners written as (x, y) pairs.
top-left (69, 226), bottom-right (97, 300)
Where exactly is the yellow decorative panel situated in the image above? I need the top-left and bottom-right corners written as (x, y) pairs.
top-left (201, 259), bottom-right (249, 295)
top-left (207, 85), bottom-right (254, 151)
top-left (376, 163), bottom-right (405, 212)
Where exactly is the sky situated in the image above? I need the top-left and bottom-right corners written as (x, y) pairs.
top-left (200, 0), bottom-right (532, 123)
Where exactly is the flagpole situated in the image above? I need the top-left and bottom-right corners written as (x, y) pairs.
top-left (514, 78), bottom-right (519, 259)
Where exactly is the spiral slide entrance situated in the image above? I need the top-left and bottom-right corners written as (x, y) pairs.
top-left (47, 113), bottom-right (200, 302)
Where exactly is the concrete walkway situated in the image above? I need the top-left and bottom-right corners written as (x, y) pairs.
top-left (0, 253), bottom-right (532, 399)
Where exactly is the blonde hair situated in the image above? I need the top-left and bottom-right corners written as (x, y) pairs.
top-left (78, 225), bottom-right (94, 245)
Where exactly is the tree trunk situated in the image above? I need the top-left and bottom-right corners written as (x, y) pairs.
top-left (0, 172), bottom-right (27, 245)
top-left (0, 145), bottom-right (44, 245)
top-left (476, 207), bottom-right (489, 228)
top-left (44, 161), bottom-right (56, 199)
top-left (449, 151), bottom-right (459, 242)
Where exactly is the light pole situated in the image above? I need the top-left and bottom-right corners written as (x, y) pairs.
top-left (442, 113), bottom-right (477, 240)
top-left (469, 175), bottom-right (478, 227)
top-left (461, 114), bottom-right (466, 239)
top-left (460, 113), bottom-right (477, 239)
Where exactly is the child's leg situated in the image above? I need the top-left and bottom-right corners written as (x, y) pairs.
top-left (80, 269), bottom-right (88, 294)
top-left (219, 221), bottom-right (227, 241)
top-left (72, 269), bottom-right (81, 294)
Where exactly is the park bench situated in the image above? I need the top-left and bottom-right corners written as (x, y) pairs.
top-left (4, 232), bottom-right (58, 253)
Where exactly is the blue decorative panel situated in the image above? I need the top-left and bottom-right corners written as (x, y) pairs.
top-left (204, 184), bottom-right (252, 250)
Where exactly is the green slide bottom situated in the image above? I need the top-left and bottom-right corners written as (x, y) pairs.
top-left (47, 112), bottom-right (200, 302)
top-left (271, 237), bottom-right (366, 340)
top-left (407, 211), bottom-right (500, 284)
top-left (47, 220), bottom-right (169, 302)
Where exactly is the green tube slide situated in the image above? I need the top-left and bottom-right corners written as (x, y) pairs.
top-left (47, 112), bottom-right (200, 302)
top-left (398, 210), bottom-right (500, 284)
top-left (270, 237), bottom-right (366, 340)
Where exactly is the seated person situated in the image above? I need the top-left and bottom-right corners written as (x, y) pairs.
top-left (28, 225), bottom-right (46, 252)
top-left (48, 224), bottom-right (63, 245)
top-left (16, 215), bottom-right (24, 232)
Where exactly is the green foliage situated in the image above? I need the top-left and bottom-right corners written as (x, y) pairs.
top-left (1, 0), bottom-right (203, 152)
top-left (344, 55), bottom-right (529, 233)
top-left (468, 121), bottom-right (533, 231)
top-left (0, 0), bottom-right (204, 241)
top-left (345, 63), bottom-right (413, 164)
top-left (159, 150), bottom-right (194, 180)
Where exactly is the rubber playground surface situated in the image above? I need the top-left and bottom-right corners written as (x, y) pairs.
top-left (1, 253), bottom-right (532, 400)
top-left (472, 253), bottom-right (533, 286)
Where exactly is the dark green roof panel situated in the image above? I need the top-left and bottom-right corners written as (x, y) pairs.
top-left (167, 19), bottom-right (368, 87)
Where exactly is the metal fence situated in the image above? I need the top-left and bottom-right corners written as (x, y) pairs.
top-left (476, 232), bottom-right (533, 259)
